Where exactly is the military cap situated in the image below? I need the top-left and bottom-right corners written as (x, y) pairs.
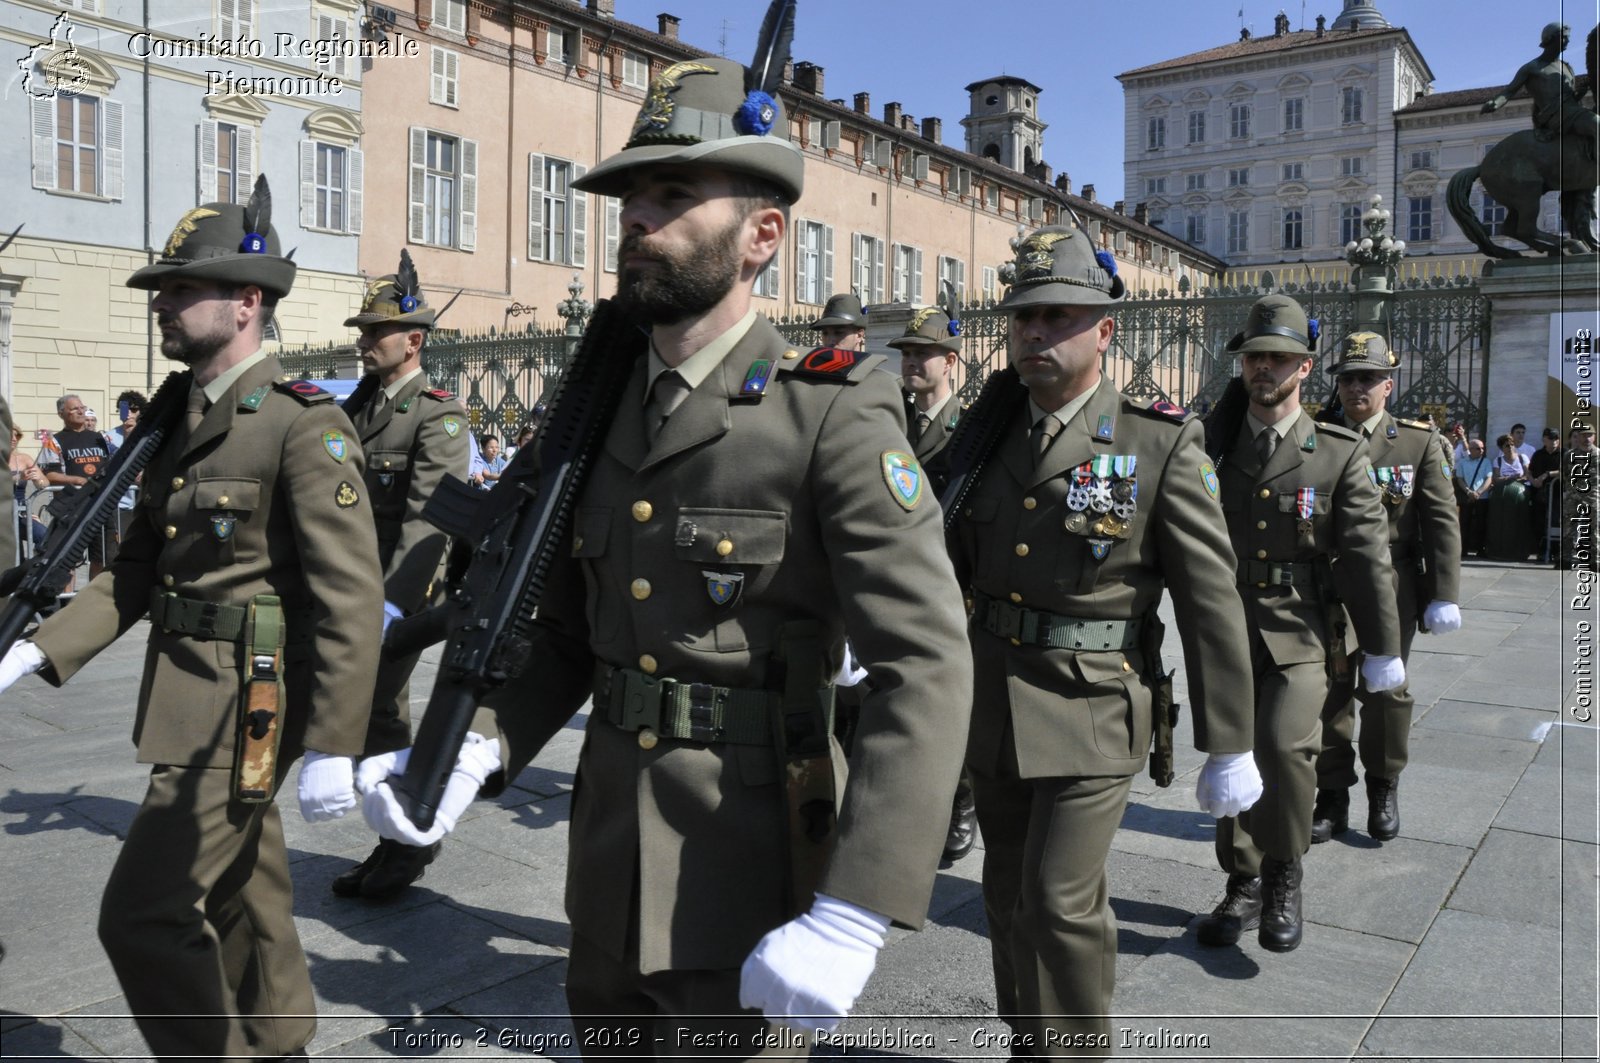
top-left (1226, 294), bottom-right (1319, 355)
top-left (810, 292), bottom-right (867, 329)
top-left (345, 249), bottom-right (436, 329)
top-left (887, 305), bottom-right (961, 354)
top-left (127, 175), bottom-right (295, 297)
top-left (1324, 330), bottom-right (1400, 375)
top-left (572, 57), bottom-right (803, 202)
top-left (999, 223), bottom-right (1125, 308)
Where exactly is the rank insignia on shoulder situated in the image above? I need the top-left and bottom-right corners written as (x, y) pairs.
top-left (336, 481), bottom-right (360, 508)
top-left (442, 416), bottom-right (462, 438)
top-left (881, 449), bottom-right (924, 511)
top-left (1148, 399), bottom-right (1188, 420)
top-left (422, 387), bottom-right (455, 401)
top-left (322, 430), bottom-right (346, 464)
top-left (1201, 461), bottom-right (1219, 499)
top-left (703, 570), bottom-right (745, 607)
top-left (741, 359), bottom-right (772, 397)
top-left (791, 347), bottom-right (858, 379)
top-left (275, 380), bottom-right (333, 404)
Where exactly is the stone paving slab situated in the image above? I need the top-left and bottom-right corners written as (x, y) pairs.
top-left (1495, 758), bottom-right (1600, 844)
top-left (437, 956), bottom-right (580, 1062)
top-left (1416, 697), bottom-right (1557, 740)
top-left (1301, 835), bottom-right (1471, 945)
top-left (1445, 827), bottom-right (1573, 929)
top-left (1375, 727), bottom-right (1537, 848)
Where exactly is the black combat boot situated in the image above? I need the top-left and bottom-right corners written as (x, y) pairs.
top-left (942, 783), bottom-right (977, 863)
top-left (1258, 856), bottom-right (1304, 952)
top-left (1310, 788), bottom-right (1349, 844)
top-left (358, 838), bottom-right (442, 900)
top-left (1196, 874), bottom-right (1262, 947)
top-left (1366, 775), bottom-right (1400, 840)
top-left (330, 841), bottom-right (387, 897)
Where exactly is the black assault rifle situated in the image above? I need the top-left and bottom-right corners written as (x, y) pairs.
top-left (0, 371), bottom-right (191, 657)
top-left (385, 299), bottom-right (644, 830)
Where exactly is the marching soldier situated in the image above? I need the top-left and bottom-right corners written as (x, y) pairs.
top-left (1195, 296), bottom-right (1404, 953)
top-left (811, 291), bottom-right (869, 352)
top-left (330, 251), bottom-right (471, 900)
top-left (359, 26), bottom-right (974, 1054)
top-left (1311, 333), bottom-right (1461, 845)
top-left (0, 178), bottom-right (382, 1059)
top-left (948, 224), bottom-right (1260, 1055)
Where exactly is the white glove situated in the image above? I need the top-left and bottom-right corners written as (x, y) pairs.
top-left (0, 642), bottom-right (46, 694)
top-left (833, 641), bottom-right (867, 688)
top-left (382, 600), bottom-right (404, 636)
top-left (1422, 600), bottom-right (1461, 635)
top-left (361, 733), bottom-right (501, 847)
top-left (1194, 751), bottom-right (1263, 819)
top-left (1361, 653), bottom-right (1406, 692)
top-left (297, 752), bottom-right (357, 823)
top-left (739, 893), bottom-right (889, 1035)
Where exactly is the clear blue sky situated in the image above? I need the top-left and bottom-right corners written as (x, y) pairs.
top-left (615, 0), bottom-right (1581, 199)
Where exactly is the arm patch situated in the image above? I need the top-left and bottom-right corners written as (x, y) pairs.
top-left (421, 387), bottom-right (456, 402)
top-left (273, 380), bottom-right (335, 405)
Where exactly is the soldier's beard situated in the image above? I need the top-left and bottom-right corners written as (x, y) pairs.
top-left (1249, 376), bottom-right (1300, 407)
top-left (158, 305), bottom-right (235, 365)
top-left (616, 216), bottom-right (744, 326)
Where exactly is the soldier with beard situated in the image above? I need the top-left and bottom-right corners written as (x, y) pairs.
top-left (359, 28), bottom-right (973, 1057)
top-left (0, 177), bottom-right (382, 1059)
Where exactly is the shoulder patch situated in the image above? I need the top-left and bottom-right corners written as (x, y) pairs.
top-left (1128, 396), bottom-right (1193, 423)
top-left (881, 450), bottom-right (924, 510)
top-left (421, 387), bottom-right (455, 402)
top-left (274, 380), bottom-right (334, 405)
top-left (777, 346), bottom-right (883, 384)
top-left (1396, 417), bottom-right (1433, 431)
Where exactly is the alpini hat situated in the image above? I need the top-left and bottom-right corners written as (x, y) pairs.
top-left (1324, 330), bottom-right (1399, 375)
top-left (811, 292), bottom-right (867, 329)
top-left (345, 249), bottom-right (437, 329)
top-left (127, 175), bottom-right (296, 297)
top-left (572, 1), bottom-right (803, 202)
top-left (1226, 294), bottom-right (1320, 355)
top-left (999, 223), bottom-right (1125, 308)
top-left (888, 280), bottom-right (962, 353)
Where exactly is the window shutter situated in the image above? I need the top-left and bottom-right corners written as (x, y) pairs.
top-left (458, 137), bottom-right (477, 251)
top-left (431, 46), bottom-right (443, 102)
top-left (570, 163), bottom-right (587, 266)
top-left (446, 50), bottom-right (458, 105)
top-left (235, 123), bottom-right (255, 204)
top-left (31, 96), bottom-right (54, 190)
top-left (527, 152), bottom-right (545, 259)
top-left (851, 232), bottom-right (863, 292)
top-left (239, 0), bottom-right (254, 39)
top-left (300, 139), bottom-right (317, 226)
top-left (911, 248), bottom-right (922, 304)
top-left (871, 238), bottom-right (884, 303)
top-left (409, 127), bottom-right (427, 241)
top-left (218, 0), bottom-right (236, 36)
top-left (198, 120), bottom-right (218, 204)
top-left (603, 196), bottom-right (620, 272)
top-left (761, 254), bottom-right (779, 298)
top-left (346, 147), bottom-right (363, 234)
top-left (102, 99), bottom-right (124, 201)
top-left (794, 222), bottom-right (807, 298)
top-left (822, 225), bottom-right (834, 296)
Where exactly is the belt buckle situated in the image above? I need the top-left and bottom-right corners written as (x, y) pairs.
top-left (685, 682), bottom-right (721, 742)
top-left (989, 600), bottom-right (1021, 641)
top-left (251, 653), bottom-right (277, 681)
top-left (618, 670), bottom-right (664, 734)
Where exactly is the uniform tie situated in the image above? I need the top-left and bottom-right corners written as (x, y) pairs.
top-left (365, 388), bottom-right (389, 429)
top-left (910, 412), bottom-right (931, 447)
top-left (1031, 414), bottom-right (1063, 468)
top-left (1255, 426), bottom-right (1279, 468)
top-left (185, 387), bottom-right (208, 435)
top-left (645, 370), bottom-right (691, 445)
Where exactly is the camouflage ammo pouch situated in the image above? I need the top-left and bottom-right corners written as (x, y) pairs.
top-left (233, 594), bottom-right (286, 803)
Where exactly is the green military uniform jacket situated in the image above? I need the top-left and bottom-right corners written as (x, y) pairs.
top-left (1220, 413), bottom-right (1401, 664)
top-left (910, 393), bottom-right (961, 497)
top-left (1350, 411), bottom-right (1461, 626)
top-left (31, 356), bottom-right (383, 766)
top-left (487, 317), bottom-right (973, 975)
top-left (344, 371), bottom-right (469, 613)
top-left (950, 378), bottom-right (1255, 780)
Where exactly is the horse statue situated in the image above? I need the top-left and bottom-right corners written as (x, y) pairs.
top-left (1448, 23), bottom-right (1600, 257)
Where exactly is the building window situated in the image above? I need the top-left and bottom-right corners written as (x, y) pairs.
top-left (1282, 209), bottom-right (1304, 250)
top-left (1185, 213), bottom-right (1206, 246)
top-left (1146, 116), bottom-right (1166, 150)
top-left (528, 154), bottom-right (588, 266)
top-left (850, 233), bottom-right (885, 304)
top-left (1229, 103), bottom-right (1251, 139)
top-left (1283, 96), bottom-right (1304, 132)
top-left (937, 255), bottom-right (966, 302)
top-left (755, 253), bottom-right (780, 299)
top-left (313, 143), bottom-right (346, 230)
top-left (1227, 210), bottom-right (1248, 254)
top-left (313, 10), bottom-right (355, 78)
top-left (602, 195), bottom-right (620, 272)
top-left (1186, 173), bottom-right (1207, 192)
top-left (1410, 150), bottom-right (1435, 171)
top-left (431, 0), bottom-right (465, 34)
top-left (33, 93), bottom-right (124, 199)
top-left (1482, 193), bottom-right (1506, 237)
top-left (1187, 110), bottom-right (1205, 144)
top-left (548, 27), bottom-right (570, 65)
top-left (296, 138), bottom-right (362, 234)
top-left (217, 0), bottom-right (254, 40)
top-left (1408, 196), bottom-right (1433, 241)
top-left (892, 243), bottom-right (923, 303)
top-left (1340, 202), bottom-right (1362, 245)
top-left (1341, 86), bottom-right (1363, 124)
top-left (1227, 168), bottom-right (1249, 187)
top-left (1145, 176), bottom-right (1166, 195)
top-left (1281, 162), bottom-right (1303, 182)
top-left (409, 127), bottom-right (477, 250)
top-left (981, 265), bottom-right (997, 304)
top-left (1341, 156), bottom-right (1364, 177)
top-left (622, 50), bottom-right (648, 90)
top-left (198, 119), bottom-right (254, 205)
top-left (430, 47), bottom-right (459, 107)
top-left (794, 219), bottom-right (833, 305)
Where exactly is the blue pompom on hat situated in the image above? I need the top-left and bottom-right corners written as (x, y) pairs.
top-left (1094, 249), bottom-right (1118, 277)
top-left (733, 90), bottom-right (778, 136)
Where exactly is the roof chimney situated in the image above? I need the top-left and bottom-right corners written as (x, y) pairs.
top-left (794, 61), bottom-right (824, 96)
top-left (1240, 27), bottom-right (1251, 40)
top-left (1274, 10), bottom-right (1290, 36)
top-left (1114, 199), bottom-right (1126, 215)
top-left (883, 101), bottom-right (901, 127)
top-left (587, 0), bottom-right (615, 17)
top-left (921, 116), bottom-right (941, 143)
top-left (1082, 183), bottom-right (1097, 203)
top-left (657, 12), bottom-right (679, 38)
top-left (1055, 172), bottom-right (1071, 195)
top-left (1316, 14), bottom-right (1326, 35)
top-left (854, 91), bottom-right (870, 115)
top-left (1133, 202), bottom-right (1149, 224)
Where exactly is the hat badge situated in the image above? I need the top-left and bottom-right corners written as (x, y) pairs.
top-left (633, 60), bottom-right (718, 140)
top-left (1020, 231), bottom-right (1070, 279)
top-left (163, 207), bottom-right (220, 258)
top-left (907, 305), bottom-right (942, 333)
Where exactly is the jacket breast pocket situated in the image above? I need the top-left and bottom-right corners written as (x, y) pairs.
top-left (571, 508), bottom-right (618, 642)
top-left (674, 508), bottom-right (787, 652)
top-left (957, 496), bottom-right (1001, 580)
top-left (366, 451), bottom-right (411, 514)
top-left (194, 477), bottom-right (262, 564)
top-left (1278, 490), bottom-right (1331, 540)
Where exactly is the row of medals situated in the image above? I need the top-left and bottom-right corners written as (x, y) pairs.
top-left (1062, 457), bottom-right (1138, 539)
